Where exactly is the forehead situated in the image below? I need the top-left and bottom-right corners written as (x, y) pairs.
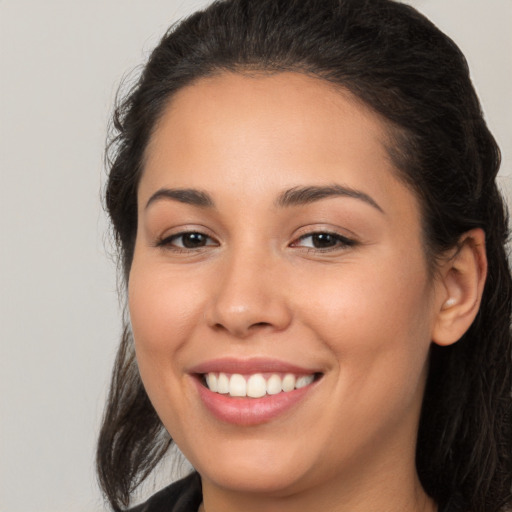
top-left (140, 71), bottom-right (418, 222)
top-left (145, 71), bottom-right (391, 171)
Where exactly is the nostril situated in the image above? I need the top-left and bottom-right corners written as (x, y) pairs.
top-left (211, 320), bottom-right (273, 338)
top-left (251, 322), bottom-right (272, 328)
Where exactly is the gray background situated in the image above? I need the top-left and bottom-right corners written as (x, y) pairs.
top-left (1, 1), bottom-right (511, 511)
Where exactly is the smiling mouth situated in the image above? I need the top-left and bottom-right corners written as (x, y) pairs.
top-left (200, 372), bottom-right (322, 398)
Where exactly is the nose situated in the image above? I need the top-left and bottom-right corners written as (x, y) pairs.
top-left (204, 249), bottom-right (292, 339)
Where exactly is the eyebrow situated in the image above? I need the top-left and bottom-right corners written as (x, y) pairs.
top-left (275, 184), bottom-right (384, 213)
top-left (145, 188), bottom-right (215, 210)
top-left (145, 184), bottom-right (384, 213)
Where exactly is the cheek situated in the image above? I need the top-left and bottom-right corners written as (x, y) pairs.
top-left (298, 263), bottom-right (433, 449)
top-left (128, 260), bottom-right (205, 372)
top-left (127, 261), bottom-right (206, 439)
top-left (296, 254), bottom-right (433, 384)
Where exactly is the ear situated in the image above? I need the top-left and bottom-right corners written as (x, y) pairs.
top-left (432, 228), bottom-right (487, 346)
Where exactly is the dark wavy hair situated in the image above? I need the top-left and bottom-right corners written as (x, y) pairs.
top-left (97, 1), bottom-right (512, 511)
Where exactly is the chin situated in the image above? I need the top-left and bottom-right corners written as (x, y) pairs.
top-left (189, 438), bottom-right (316, 495)
top-left (200, 461), bottom-right (310, 496)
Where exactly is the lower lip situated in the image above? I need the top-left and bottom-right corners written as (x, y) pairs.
top-left (193, 377), bottom-right (317, 426)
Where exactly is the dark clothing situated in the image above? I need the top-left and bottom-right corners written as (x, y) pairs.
top-left (128, 473), bottom-right (202, 512)
top-left (128, 471), bottom-right (455, 512)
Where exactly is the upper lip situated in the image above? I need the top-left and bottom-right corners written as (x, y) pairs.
top-left (188, 357), bottom-right (321, 375)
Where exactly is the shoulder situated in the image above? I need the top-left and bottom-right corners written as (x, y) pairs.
top-left (127, 472), bottom-right (202, 512)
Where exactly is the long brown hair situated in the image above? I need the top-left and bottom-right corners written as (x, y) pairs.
top-left (98, 1), bottom-right (512, 510)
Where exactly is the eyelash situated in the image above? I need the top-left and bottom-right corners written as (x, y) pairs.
top-left (156, 230), bottom-right (357, 253)
top-left (156, 231), bottom-right (218, 252)
top-left (291, 231), bottom-right (357, 252)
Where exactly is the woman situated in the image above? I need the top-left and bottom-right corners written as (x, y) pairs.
top-left (97, 0), bottom-right (512, 511)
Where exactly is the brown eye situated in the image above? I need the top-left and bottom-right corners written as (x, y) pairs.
top-left (293, 232), bottom-right (356, 251)
top-left (179, 233), bottom-right (209, 248)
top-left (158, 232), bottom-right (217, 249)
top-left (310, 233), bottom-right (338, 248)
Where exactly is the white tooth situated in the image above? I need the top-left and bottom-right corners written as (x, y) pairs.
top-left (282, 373), bottom-right (296, 392)
top-left (247, 374), bottom-right (267, 398)
top-left (266, 374), bottom-right (282, 395)
top-left (205, 373), bottom-right (218, 392)
top-left (217, 373), bottom-right (229, 394)
top-left (295, 375), bottom-right (314, 389)
top-left (229, 374), bottom-right (247, 397)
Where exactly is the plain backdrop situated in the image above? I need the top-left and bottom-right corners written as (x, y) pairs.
top-left (1, 1), bottom-right (511, 511)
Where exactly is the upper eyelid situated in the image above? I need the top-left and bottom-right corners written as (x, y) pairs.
top-left (291, 232), bottom-right (356, 246)
top-left (296, 230), bottom-right (353, 239)
top-left (156, 224), bottom-right (217, 239)
top-left (154, 228), bottom-right (220, 250)
top-left (154, 226), bottom-right (358, 247)
top-left (291, 225), bottom-right (358, 241)
top-left (172, 232), bottom-right (214, 240)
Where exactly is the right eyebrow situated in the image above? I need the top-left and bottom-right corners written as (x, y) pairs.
top-left (145, 188), bottom-right (215, 210)
top-left (275, 184), bottom-right (384, 213)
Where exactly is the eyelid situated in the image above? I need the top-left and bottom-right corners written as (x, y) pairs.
top-left (152, 224), bottom-right (358, 253)
top-left (290, 228), bottom-right (358, 252)
top-left (154, 226), bottom-right (220, 250)
top-left (162, 232), bottom-right (217, 248)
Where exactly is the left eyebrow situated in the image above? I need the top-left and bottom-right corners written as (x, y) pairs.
top-left (145, 188), bottom-right (215, 210)
top-left (275, 184), bottom-right (384, 213)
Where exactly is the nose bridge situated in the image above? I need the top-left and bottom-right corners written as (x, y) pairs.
top-left (206, 240), bottom-right (291, 337)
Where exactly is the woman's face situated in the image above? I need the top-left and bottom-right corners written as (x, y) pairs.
top-left (129, 72), bottom-right (443, 498)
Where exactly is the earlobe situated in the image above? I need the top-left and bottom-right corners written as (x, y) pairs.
top-left (432, 228), bottom-right (487, 347)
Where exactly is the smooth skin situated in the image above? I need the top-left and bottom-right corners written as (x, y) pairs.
top-left (129, 72), bottom-right (487, 512)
